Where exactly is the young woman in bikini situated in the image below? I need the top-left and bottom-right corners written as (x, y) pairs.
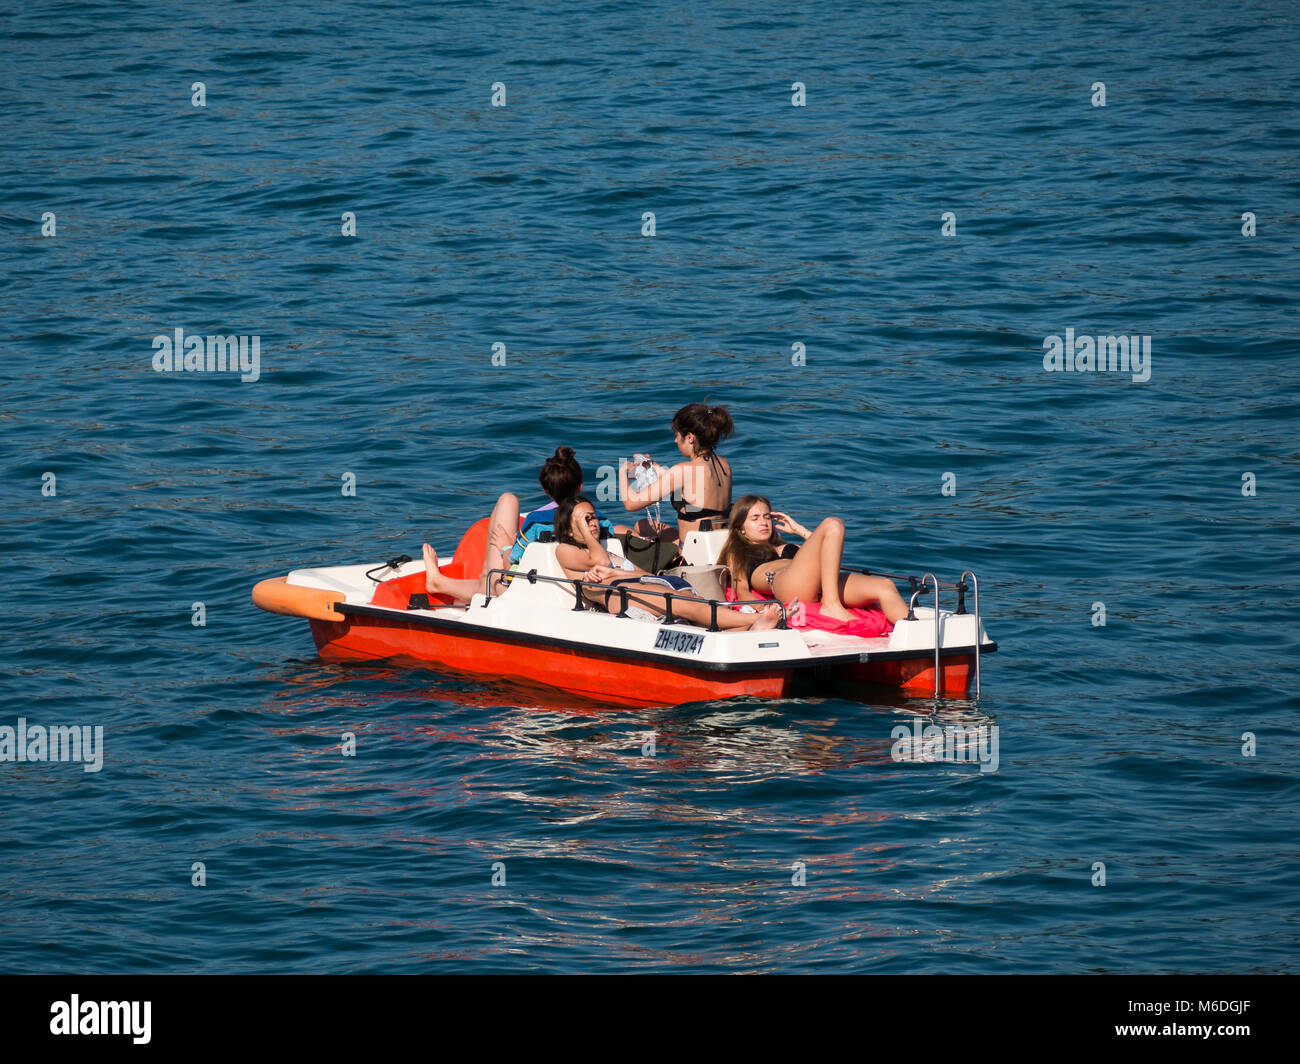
top-left (619, 403), bottom-right (735, 541)
top-left (553, 497), bottom-right (782, 631)
top-left (718, 495), bottom-right (909, 624)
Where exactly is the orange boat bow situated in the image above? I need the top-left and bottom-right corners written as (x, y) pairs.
top-left (252, 576), bottom-right (345, 622)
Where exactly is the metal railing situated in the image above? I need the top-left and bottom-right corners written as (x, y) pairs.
top-left (903, 569), bottom-right (983, 699)
top-left (960, 569), bottom-right (981, 699)
top-left (842, 565), bottom-right (965, 591)
top-left (481, 567), bottom-right (790, 632)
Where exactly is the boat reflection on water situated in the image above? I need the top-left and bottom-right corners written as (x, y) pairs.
top-left (261, 657), bottom-right (999, 784)
top-left (256, 657), bottom-right (1004, 962)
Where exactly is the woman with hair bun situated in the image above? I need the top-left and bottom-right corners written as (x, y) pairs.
top-left (619, 402), bottom-right (735, 541)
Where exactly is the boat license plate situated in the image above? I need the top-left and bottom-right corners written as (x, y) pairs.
top-left (654, 629), bottom-right (704, 655)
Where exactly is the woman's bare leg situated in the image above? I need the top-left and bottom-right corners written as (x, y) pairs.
top-left (479, 493), bottom-right (520, 591)
top-left (424, 492), bottom-right (521, 603)
top-left (605, 584), bottom-right (781, 631)
top-left (769, 517), bottom-right (852, 619)
top-left (663, 596), bottom-right (783, 631)
top-left (840, 573), bottom-right (908, 622)
top-left (481, 494), bottom-right (521, 597)
top-left (423, 543), bottom-right (479, 602)
top-left (814, 518), bottom-right (851, 619)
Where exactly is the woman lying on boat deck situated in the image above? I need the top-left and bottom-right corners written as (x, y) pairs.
top-left (618, 402), bottom-right (734, 542)
top-left (423, 446), bottom-right (613, 603)
top-left (719, 495), bottom-right (909, 625)
top-left (553, 497), bottom-right (783, 631)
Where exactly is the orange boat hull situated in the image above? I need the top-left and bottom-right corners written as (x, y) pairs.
top-left (308, 614), bottom-right (978, 706)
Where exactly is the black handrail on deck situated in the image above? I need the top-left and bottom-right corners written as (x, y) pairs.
top-left (483, 567), bottom-right (788, 633)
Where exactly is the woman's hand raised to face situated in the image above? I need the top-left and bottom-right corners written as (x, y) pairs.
top-left (771, 511), bottom-right (809, 539)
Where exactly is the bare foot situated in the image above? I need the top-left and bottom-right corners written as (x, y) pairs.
top-left (748, 604), bottom-right (782, 631)
top-left (819, 600), bottom-right (854, 623)
top-left (423, 543), bottom-right (443, 594)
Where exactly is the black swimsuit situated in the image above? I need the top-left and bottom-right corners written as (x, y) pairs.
top-left (747, 543), bottom-right (799, 585)
top-left (671, 453), bottom-right (730, 521)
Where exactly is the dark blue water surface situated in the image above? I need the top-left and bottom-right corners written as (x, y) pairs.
top-left (2, 0), bottom-right (1298, 973)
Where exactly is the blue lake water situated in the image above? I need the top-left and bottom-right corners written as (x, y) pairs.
top-left (1, 0), bottom-right (1297, 973)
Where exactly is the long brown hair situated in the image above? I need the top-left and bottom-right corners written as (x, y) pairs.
top-left (719, 494), bottom-right (785, 585)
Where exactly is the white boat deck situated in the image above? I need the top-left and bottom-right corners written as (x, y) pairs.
top-left (282, 529), bottom-right (992, 670)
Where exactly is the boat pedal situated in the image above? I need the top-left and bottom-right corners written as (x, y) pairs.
top-left (407, 593), bottom-right (431, 610)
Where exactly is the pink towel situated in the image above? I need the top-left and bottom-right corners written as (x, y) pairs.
top-left (789, 600), bottom-right (894, 638)
top-left (728, 585), bottom-right (894, 637)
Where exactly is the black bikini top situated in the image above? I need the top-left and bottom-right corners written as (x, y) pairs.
top-left (746, 542), bottom-right (798, 583)
top-left (671, 452), bottom-right (730, 520)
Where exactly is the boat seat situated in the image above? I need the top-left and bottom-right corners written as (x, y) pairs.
top-left (681, 528), bottom-right (728, 567)
top-left (497, 538), bottom-right (623, 611)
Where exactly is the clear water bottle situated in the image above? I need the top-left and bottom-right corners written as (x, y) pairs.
top-left (629, 456), bottom-right (663, 529)
top-left (628, 455), bottom-right (658, 492)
